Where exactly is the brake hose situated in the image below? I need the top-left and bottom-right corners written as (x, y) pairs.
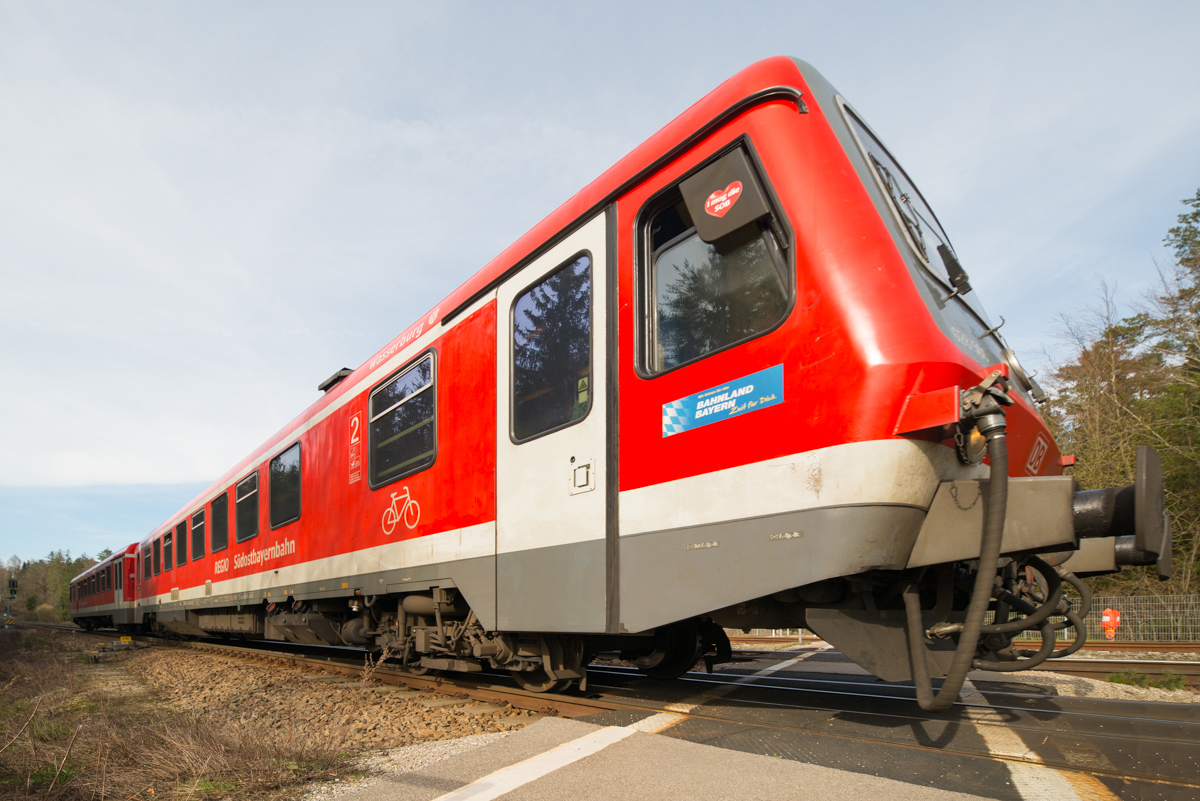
top-left (980, 556), bottom-right (1063, 635)
top-left (905, 380), bottom-right (1011, 713)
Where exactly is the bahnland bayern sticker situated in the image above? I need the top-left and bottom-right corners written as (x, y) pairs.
top-left (662, 364), bottom-right (784, 437)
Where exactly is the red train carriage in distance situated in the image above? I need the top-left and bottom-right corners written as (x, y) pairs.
top-left (123, 57), bottom-right (1170, 710)
top-left (70, 544), bottom-right (138, 631)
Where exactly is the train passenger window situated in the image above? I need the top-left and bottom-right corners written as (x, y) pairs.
top-left (368, 353), bottom-right (435, 487)
top-left (511, 254), bottom-right (592, 441)
top-left (191, 509), bottom-right (206, 560)
top-left (640, 147), bottom-right (791, 375)
top-left (143, 546), bottom-right (151, 580)
top-left (106, 566), bottom-right (112, 591)
top-left (163, 531), bottom-right (173, 572)
top-left (153, 538), bottom-right (161, 576)
top-left (116, 565), bottom-right (122, 591)
top-left (269, 442), bottom-right (301, 528)
top-left (175, 521), bottom-right (187, 568)
top-left (236, 472), bottom-right (259, 542)
top-left (211, 492), bottom-right (229, 553)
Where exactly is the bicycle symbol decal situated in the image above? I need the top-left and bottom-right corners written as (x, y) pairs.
top-left (382, 486), bottom-right (420, 535)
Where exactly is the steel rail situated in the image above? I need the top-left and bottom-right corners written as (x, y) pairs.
top-left (728, 647), bottom-right (1200, 686)
top-left (585, 664), bottom-right (1200, 732)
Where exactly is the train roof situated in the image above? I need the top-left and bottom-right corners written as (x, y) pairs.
top-left (71, 542), bottom-right (138, 583)
top-left (138, 55), bottom-right (819, 547)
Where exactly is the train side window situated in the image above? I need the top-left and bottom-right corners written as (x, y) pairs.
top-left (640, 147), bottom-right (791, 375)
top-left (236, 472), bottom-right (259, 543)
top-left (143, 546), bottom-right (151, 580)
top-left (175, 521), bottom-right (188, 568)
top-left (116, 564), bottom-right (122, 591)
top-left (191, 509), bottom-right (206, 560)
top-left (368, 353), bottom-right (435, 487)
top-left (269, 442), bottom-right (301, 528)
top-left (512, 254), bottom-right (592, 442)
top-left (211, 492), bottom-right (230, 553)
top-left (106, 566), bottom-right (112, 591)
top-left (163, 531), bottom-right (174, 572)
top-left (153, 538), bottom-right (161, 575)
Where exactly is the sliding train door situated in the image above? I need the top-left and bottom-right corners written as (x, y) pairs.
top-left (495, 211), bottom-right (609, 632)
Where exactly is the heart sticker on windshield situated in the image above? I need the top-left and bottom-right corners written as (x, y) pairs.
top-left (704, 181), bottom-right (743, 218)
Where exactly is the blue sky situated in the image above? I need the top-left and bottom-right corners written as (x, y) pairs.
top-left (2, 2), bottom-right (1199, 562)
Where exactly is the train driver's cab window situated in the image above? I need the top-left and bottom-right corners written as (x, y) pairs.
top-left (153, 538), bottom-right (161, 576)
top-left (369, 354), bottom-right (435, 487)
top-left (175, 521), bottom-right (187, 568)
top-left (641, 147), bottom-right (790, 374)
top-left (512, 254), bottom-right (592, 441)
top-left (838, 102), bottom-right (985, 320)
top-left (163, 531), bottom-right (173, 572)
top-left (236, 472), bottom-right (259, 543)
top-left (116, 563), bottom-right (122, 591)
top-left (269, 442), bottom-right (301, 528)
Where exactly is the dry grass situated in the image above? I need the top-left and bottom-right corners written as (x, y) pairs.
top-left (0, 628), bottom-right (357, 799)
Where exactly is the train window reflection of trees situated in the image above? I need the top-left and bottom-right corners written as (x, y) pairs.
top-left (162, 531), bottom-right (173, 572)
top-left (369, 354), bottom-right (436, 487)
top-left (270, 442), bottom-right (302, 528)
top-left (647, 198), bottom-right (788, 373)
top-left (512, 255), bottom-right (592, 441)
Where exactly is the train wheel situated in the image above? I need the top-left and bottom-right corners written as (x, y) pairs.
top-left (510, 667), bottom-right (571, 694)
top-left (634, 619), bottom-right (703, 680)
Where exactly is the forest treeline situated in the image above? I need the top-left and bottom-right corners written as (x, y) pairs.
top-left (1048, 189), bottom-right (1200, 595)
top-left (1, 550), bottom-right (100, 622)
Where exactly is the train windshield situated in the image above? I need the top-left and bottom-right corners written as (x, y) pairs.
top-left (842, 105), bottom-right (992, 324)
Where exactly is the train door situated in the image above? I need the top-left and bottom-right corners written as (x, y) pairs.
top-left (495, 211), bottom-right (610, 632)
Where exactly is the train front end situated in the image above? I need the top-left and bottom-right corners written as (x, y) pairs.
top-left (689, 59), bottom-right (1172, 709)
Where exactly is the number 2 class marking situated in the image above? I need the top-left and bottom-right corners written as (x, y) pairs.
top-left (349, 413), bottom-right (363, 484)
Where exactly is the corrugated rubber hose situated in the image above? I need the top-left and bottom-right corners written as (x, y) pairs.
top-left (904, 426), bottom-right (1009, 713)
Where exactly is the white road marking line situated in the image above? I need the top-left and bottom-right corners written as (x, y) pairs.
top-left (431, 650), bottom-right (833, 795)
top-left (962, 681), bottom-right (1120, 801)
top-left (429, 725), bottom-right (637, 801)
top-left (660, 653), bottom-right (811, 716)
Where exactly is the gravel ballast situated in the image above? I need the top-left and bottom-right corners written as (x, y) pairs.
top-left (124, 647), bottom-right (536, 751)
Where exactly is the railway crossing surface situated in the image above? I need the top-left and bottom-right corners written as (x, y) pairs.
top-left (334, 717), bottom-right (993, 801)
top-left (325, 652), bottom-right (1198, 801)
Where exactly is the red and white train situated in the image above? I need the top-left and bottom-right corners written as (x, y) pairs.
top-left (69, 544), bottom-right (138, 631)
top-left (72, 57), bottom-right (1170, 708)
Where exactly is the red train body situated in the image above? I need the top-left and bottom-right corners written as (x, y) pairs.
top-left (70, 544), bottom-right (137, 630)
top-left (84, 58), bottom-right (1168, 698)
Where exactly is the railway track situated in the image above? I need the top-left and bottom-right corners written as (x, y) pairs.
top-left (731, 636), bottom-right (1200, 654)
top-left (733, 646), bottom-right (1200, 687)
top-left (20, 622), bottom-right (1200, 797)
top-left (177, 637), bottom-right (1200, 794)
